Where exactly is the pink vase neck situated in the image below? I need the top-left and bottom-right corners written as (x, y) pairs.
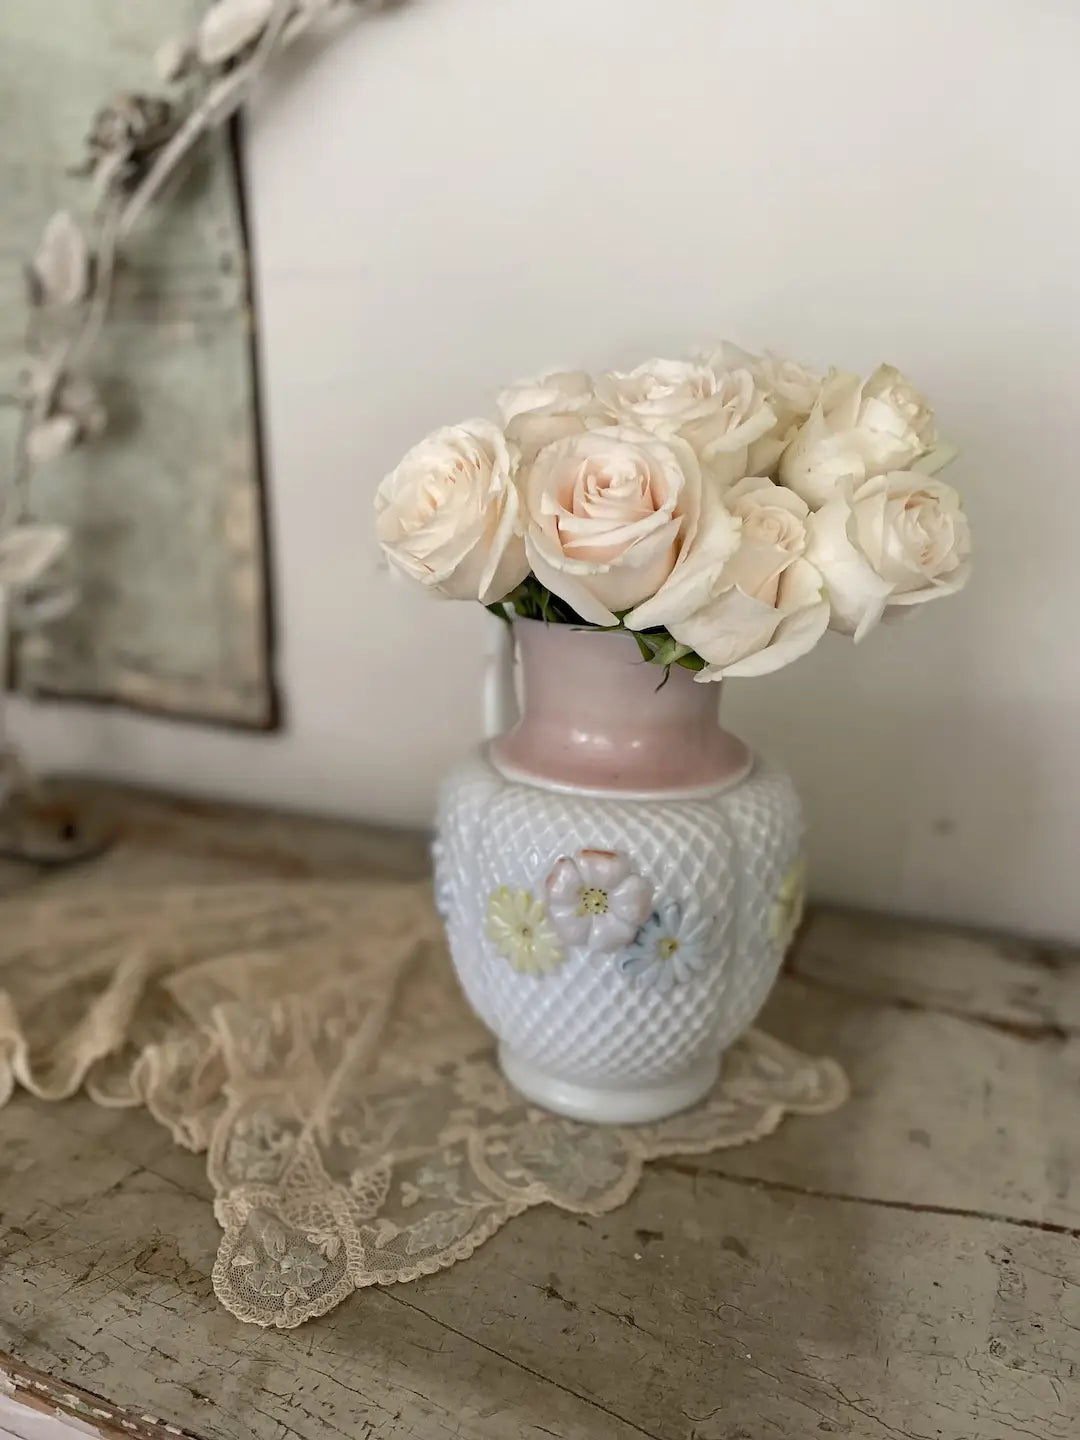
top-left (488, 620), bottom-right (752, 797)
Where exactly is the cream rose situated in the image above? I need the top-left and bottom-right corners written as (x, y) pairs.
top-left (806, 471), bottom-right (971, 640)
top-left (710, 342), bottom-right (824, 427)
top-left (627, 477), bottom-right (829, 680)
top-left (522, 426), bottom-right (702, 626)
top-left (375, 420), bottom-right (528, 603)
top-left (780, 364), bottom-right (938, 508)
top-left (706, 342), bottom-right (850, 478)
top-left (596, 360), bottom-right (777, 489)
top-left (497, 370), bottom-right (599, 464)
top-left (749, 353), bottom-right (824, 428)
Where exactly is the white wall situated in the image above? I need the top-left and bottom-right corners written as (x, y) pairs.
top-left (11, 0), bottom-right (1080, 938)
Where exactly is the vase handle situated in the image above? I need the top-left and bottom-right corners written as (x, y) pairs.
top-left (482, 613), bottom-right (518, 740)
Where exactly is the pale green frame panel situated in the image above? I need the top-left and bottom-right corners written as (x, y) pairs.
top-left (0, 1), bottom-right (276, 728)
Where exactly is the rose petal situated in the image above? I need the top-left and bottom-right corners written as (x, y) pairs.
top-left (480, 533), bottom-right (530, 606)
top-left (477, 482), bottom-right (529, 604)
top-left (910, 441), bottom-right (959, 476)
top-left (524, 536), bottom-right (621, 627)
top-left (715, 593), bottom-right (830, 677)
top-left (506, 411), bottom-right (589, 466)
top-left (522, 426), bottom-right (701, 626)
top-left (498, 371), bottom-right (594, 424)
top-left (806, 473), bottom-right (968, 640)
top-left (805, 488), bottom-right (894, 638)
top-left (672, 585), bottom-right (782, 671)
top-left (376, 420), bottom-right (522, 602)
top-left (579, 521), bottom-right (682, 616)
top-left (885, 560), bottom-right (971, 607)
top-left (722, 537), bottom-right (792, 605)
top-left (624, 497), bottom-right (740, 631)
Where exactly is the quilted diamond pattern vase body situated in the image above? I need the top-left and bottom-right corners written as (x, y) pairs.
top-left (434, 621), bottom-right (805, 1123)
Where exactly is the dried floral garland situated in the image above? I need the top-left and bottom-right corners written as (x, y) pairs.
top-left (0, 0), bottom-right (377, 805)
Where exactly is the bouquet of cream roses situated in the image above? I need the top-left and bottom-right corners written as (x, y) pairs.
top-left (375, 345), bottom-right (971, 680)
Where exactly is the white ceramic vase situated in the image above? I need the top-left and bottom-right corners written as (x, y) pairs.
top-left (434, 619), bottom-right (805, 1124)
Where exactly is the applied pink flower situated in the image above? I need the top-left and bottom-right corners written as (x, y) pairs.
top-left (544, 849), bottom-right (653, 954)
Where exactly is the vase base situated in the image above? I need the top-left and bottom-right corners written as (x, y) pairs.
top-left (498, 1045), bottom-right (720, 1125)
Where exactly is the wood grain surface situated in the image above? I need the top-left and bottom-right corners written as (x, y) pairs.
top-left (0, 782), bottom-right (1077, 1440)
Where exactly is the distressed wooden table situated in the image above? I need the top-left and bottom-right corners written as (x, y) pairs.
top-left (1, 783), bottom-right (1078, 1440)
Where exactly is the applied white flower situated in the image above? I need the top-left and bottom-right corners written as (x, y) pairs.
top-left (620, 901), bottom-right (712, 991)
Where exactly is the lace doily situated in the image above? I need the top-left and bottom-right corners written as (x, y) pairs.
top-left (0, 879), bottom-right (848, 1328)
